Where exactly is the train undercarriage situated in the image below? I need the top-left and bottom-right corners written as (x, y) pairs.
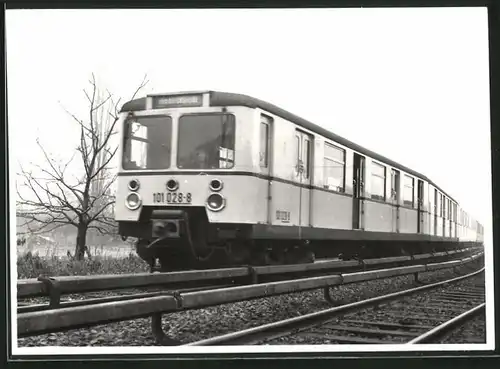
top-left (118, 207), bottom-right (474, 272)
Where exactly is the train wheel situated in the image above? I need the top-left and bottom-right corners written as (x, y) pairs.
top-left (193, 247), bottom-right (231, 269)
top-left (284, 246), bottom-right (315, 265)
top-left (157, 247), bottom-right (196, 272)
top-left (225, 242), bottom-right (251, 265)
top-left (265, 248), bottom-right (286, 265)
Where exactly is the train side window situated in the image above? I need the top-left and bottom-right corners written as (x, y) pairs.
top-left (294, 135), bottom-right (301, 175)
top-left (391, 169), bottom-right (399, 201)
top-left (403, 175), bottom-right (414, 207)
top-left (303, 138), bottom-right (311, 179)
top-left (434, 189), bottom-right (438, 215)
top-left (323, 142), bottom-right (345, 192)
top-left (371, 162), bottom-right (386, 201)
top-left (259, 121), bottom-right (269, 168)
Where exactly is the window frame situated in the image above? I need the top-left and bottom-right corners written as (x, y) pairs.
top-left (176, 112), bottom-right (236, 170)
top-left (303, 138), bottom-right (311, 179)
top-left (323, 141), bottom-right (346, 193)
top-left (259, 119), bottom-right (270, 168)
top-left (122, 114), bottom-right (173, 170)
top-left (403, 175), bottom-right (415, 207)
top-left (370, 161), bottom-right (387, 201)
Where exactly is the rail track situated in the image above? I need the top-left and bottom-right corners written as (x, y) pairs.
top-left (16, 249), bottom-right (484, 345)
top-left (186, 267), bottom-right (485, 346)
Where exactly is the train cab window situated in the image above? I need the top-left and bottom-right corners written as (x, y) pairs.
top-left (323, 142), bottom-right (345, 192)
top-left (122, 115), bottom-right (173, 170)
top-left (403, 175), bottom-right (414, 207)
top-left (371, 162), bottom-right (386, 201)
top-left (177, 113), bottom-right (235, 169)
top-left (259, 121), bottom-right (270, 168)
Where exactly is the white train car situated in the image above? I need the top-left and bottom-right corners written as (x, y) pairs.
top-left (115, 90), bottom-right (484, 271)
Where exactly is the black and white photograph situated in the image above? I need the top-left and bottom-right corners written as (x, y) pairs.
top-left (7, 7), bottom-right (494, 357)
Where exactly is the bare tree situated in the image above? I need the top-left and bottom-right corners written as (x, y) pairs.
top-left (16, 74), bottom-right (148, 260)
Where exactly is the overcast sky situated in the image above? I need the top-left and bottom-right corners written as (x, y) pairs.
top-left (7, 8), bottom-right (491, 248)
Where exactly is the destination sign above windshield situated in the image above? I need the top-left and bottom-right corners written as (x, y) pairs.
top-left (152, 94), bottom-right (203, 109)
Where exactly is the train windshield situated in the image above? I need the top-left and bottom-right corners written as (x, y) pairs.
top-left (122, 116), bottom-right (173, 170)
top-left (177, 113), bottom-right (235, 169)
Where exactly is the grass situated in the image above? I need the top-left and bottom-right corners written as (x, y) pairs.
top-left (17, 244), bottom-right (150, 279)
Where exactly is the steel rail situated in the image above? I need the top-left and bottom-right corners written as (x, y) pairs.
top-left (185, 267), bottom-right (485, 346)
top-left (407, 303), bottom-right (486, 344)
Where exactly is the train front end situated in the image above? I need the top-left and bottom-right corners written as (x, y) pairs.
top-left (114, 91), bottom-right (261, 270)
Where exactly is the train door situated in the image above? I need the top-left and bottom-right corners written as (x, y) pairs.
top-left (352, 153), bottom-right (365, 229)
top-left (417, 180), bottom-right (424, 233)
top-left (434, 189), bottom-right (438, 236)
top-left (295, 130), bottom-right (313, 230)
top-left (390, 169), bottom-right (400, 233)
top-left (260, 115), bottom-right (273, 223)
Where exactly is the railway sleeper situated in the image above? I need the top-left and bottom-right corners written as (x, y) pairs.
top-left (319, 324), bottom-right (421, 337)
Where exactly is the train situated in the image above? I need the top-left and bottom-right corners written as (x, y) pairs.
top-left (114, 90), bottom-right (484, 271)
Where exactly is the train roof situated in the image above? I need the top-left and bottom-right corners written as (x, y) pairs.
top-left (121, 90), bottom-right (457, 203)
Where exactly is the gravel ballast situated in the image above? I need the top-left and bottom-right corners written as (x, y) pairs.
top-left (440, 314), bottom-right (486, 344)
top-left (262, 273), bottom-right (485, 345)
top-left (17, 264), bottom-right (484, 347)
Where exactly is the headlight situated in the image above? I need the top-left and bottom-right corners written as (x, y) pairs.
top-left (209, 178), bottom-right (223, 192)
top-left (206, 193), bottom-right (226, 212)
top-left (128, 179), bottom-right (140, 191)
top-left (126, 192), bottom-right (142, 210)
top-left (166, 179), bottom-right (179, 191)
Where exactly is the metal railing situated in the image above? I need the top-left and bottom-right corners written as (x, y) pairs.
top-left (16, 251), bottom-right (483, 342)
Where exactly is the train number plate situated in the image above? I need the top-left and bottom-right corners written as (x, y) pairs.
top-left (153, 192), bottom-right (192, 204)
